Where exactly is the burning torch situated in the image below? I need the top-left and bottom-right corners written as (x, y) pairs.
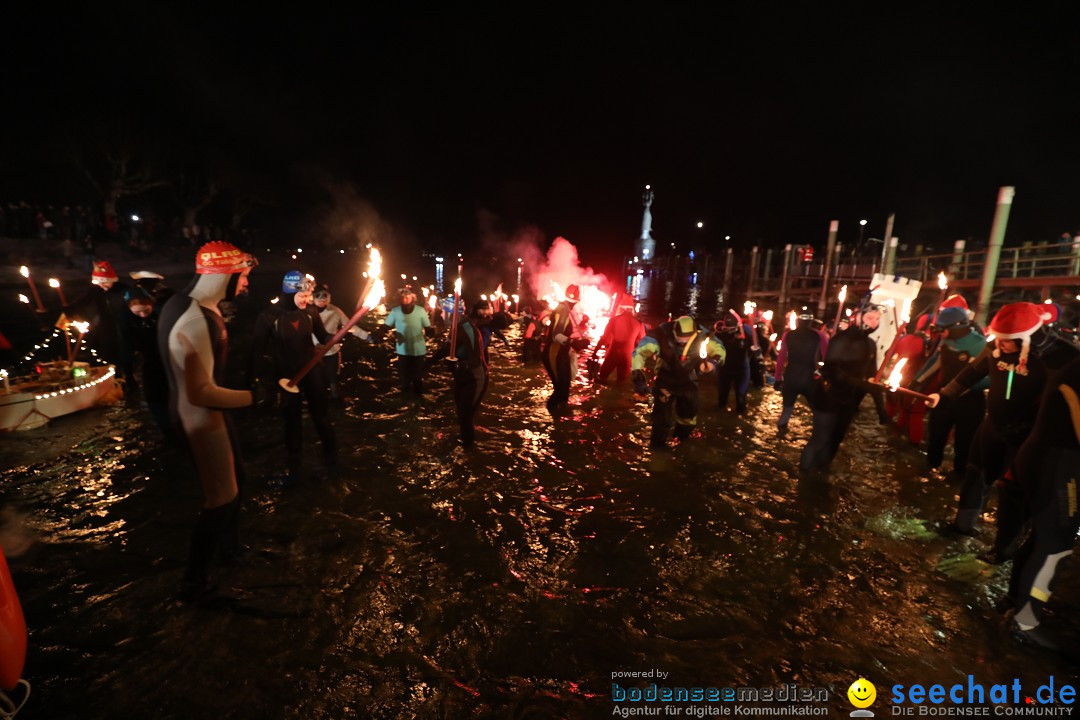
top-left (49, 278), bottom-right (67, 306)
top-left (929, 271), bottom-right (948, 326)
top-left (19, 266), bottom-right (45, 312)
top-left (873, 356), bottom-right (932, 403)
top-left (280, 248), bottom-right (384, 392)
top-left (447, 277), bottom-right (462, 362)
top-left (831, 285), bottom-right (847, 336)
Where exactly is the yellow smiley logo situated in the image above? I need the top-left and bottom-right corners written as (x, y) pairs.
top-left (848, 678), bottom-right (876, 708)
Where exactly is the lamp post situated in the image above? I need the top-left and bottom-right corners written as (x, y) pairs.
top-left (858, 219), bottom-right (867, 250)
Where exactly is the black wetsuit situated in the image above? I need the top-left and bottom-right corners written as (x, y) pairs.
top-left (1007, 355), bottom-right (1080, 630)
top-left (249, 298), bottom-right (336, 480)
top-left (541, 301), bottom-right (581, 410)
top-left (799, 325), bottom-right (881, 472)
top-left (716, 326), bottom-right (750, 413)
top-left (777, 325), bottom-right (825, 429)
top-left (69, 283), bottom-right (134, 381)
top-left (432, 319), bottom-right (489, 447)
top-left (130, 304), bottom-right (173, 440)
top-left (918, 329), bottom-right (987, 476)
top-left (943, 333), bottom-right (1079, 538)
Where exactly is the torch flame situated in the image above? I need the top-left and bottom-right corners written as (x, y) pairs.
top-left (428, 293), bottom-right (437, 309)
top-left (454, 277), bottom-right (462, 294)
top-left (71, 321), bottom-right (90, 334)
top-left (887, 357), bottom-right (908, 392)
top-left (769, 333), bottom-right (778, 342)
top-left (762, 310), bottom-right (774, 322)
top-left (901, 299), bottom-right (912, 324)
top-left (788, 311), bottom-right (797, 330)
top-left (743, 300), bottom-right (754, 317)
top-left (360, 248), bottom-right (384, 310)
top-left (938, 271), bottom-right (948, 291)
top-left (699, 339), bottom-right (708, 359)
top-left (18, 294), bottom-right (29, 304)
top-left (49, 278), bottom-right (61, 288)
top-left (19, 266), bottom-right (29, 278)
top-left (838, 285), bottom-right (848, 303)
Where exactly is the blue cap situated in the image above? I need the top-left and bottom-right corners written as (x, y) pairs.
top-left (935, 306), bottom-right (970, 328)
top-left (282, 270), bottom-right (304, 293)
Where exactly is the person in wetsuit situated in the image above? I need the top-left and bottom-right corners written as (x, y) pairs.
top-left (127, 287), bottom-right (174, 442)
top-left (158, 241), bottom-right (257, 601)
top-left (249, 271), bottom-right (337, 485)
top-left (430, 299), bottom-right (493, 447)
top-left (312, 284), bottom-right (370, 399)
top-left (713, 311), bottom-right (752, 414)
top-left (381, 286), bottom-right (432, 400)
top-left (1006, 354), bottom-right (1080, 650)
top-left (913, 307), bottom-right (987, 477)
top-left (594, 294), bottom-right (645, 384)
top-left (775, 311), bottom-right (829, 437)
top-left (799, 304), bottom-right (884, 473)
top-left (66, 260), bottom-right (134, 384)
top-left (632, 315), bottom-right (726, 449)
top-left (928, 302), bottom-right (1079, 552)
top-left (541, 284), bottom-right (589, 414)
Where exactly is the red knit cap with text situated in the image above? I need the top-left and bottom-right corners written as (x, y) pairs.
top-left (988, 302), bottom-right (1055, 369)
top-left (196, 241), bottom-right (253, 274)
top-left (91, 260), bottom-right (118, 284)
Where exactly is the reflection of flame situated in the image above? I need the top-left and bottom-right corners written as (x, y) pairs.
top-left (887, 357), bottom-right (908, 391)
top-left (938, 271), bottom-right (948, 290)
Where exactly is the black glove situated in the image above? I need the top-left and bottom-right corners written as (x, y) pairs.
top-left (571, 337), bottom-right (591, 352)
top-left (878, 410), bottom-right (891, 425)
top-left (251, 382), bottom-right (276, 409)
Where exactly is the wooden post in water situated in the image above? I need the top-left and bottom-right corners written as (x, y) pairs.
top-left (817, 220), bottom-right (839, 317)
top-left (879, 213), bottom-right (895, 272)
top-left (762, 247), bottom-right (773, 287)
top-left (747, 247), bottom-right (760, 299)
top-left (722, 247), bottom-right (734, 306)
top-left (975, 186), bottom-right (1015, 327)
top-left (778, 244), bottom-right (792, 313)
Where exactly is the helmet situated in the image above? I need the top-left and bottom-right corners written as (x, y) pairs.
top-left (674, 315), bottom-right (696, 339)
top-left (934, 307), bottom-right (970, 329)
top-left (565, 284), bottom-right (581, 303)
top-left (197, 241), bottom-right (255, 274)
top-left (313, 285), bottom-right (331, 301)
top-left (282, 271), bottom-right (314, 294)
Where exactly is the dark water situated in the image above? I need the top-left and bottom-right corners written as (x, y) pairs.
top-left (2, 280), bottom-right (1080, 719)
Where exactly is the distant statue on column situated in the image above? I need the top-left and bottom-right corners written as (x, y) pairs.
top-left (638, 187), bottom-right (656, 261)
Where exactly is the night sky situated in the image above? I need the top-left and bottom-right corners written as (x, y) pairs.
top-left (4, 5), bottom-right (1079, 277)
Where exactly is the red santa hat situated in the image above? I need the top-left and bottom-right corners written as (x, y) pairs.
top-left (91, 260), bottom-right (118, 285)
top-left (940, 293), bottom-right (974, 321)
top-left (988, 302), bottom-right (1055, 369)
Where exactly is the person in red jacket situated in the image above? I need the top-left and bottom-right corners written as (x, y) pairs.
top-left (886, 314), bottom-right (932, 444)
top-left (593, 294), bottom-right (645, 384)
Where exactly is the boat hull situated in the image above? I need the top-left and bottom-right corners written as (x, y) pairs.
top-left (0, 365), bottom-right (117, 432)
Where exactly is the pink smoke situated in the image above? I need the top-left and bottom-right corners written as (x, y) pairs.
top-left (532, 236), bottom-right (609, 298)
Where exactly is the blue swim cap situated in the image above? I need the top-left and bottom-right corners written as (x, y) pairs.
top-left (935, 306), bottom-right (970, 328)
top-left (282, 270), bottom-right (307, 293)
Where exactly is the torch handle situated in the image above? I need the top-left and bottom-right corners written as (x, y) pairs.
top-left (284, 303), bottom-right (375, 388)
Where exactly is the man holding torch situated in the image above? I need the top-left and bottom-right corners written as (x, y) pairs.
top-left (631, 316), bottom-right (726, 449)
top-left (248, 271), bottom-right (337, 486)
top-left (799, 302), bottom-right (885, 473)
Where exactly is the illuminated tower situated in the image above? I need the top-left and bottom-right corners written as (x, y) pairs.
top-left (637, 186), bottom-right (656, 262)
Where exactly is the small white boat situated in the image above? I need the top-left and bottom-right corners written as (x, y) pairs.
top-left (0, 362), bottom-right (117, 432)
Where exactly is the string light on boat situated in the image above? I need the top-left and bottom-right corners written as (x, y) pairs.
top-left (33, 367), bottom-right (115, 400)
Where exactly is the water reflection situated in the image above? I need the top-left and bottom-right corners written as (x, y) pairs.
top-left (0, 309), bottom-right (1077, 719)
